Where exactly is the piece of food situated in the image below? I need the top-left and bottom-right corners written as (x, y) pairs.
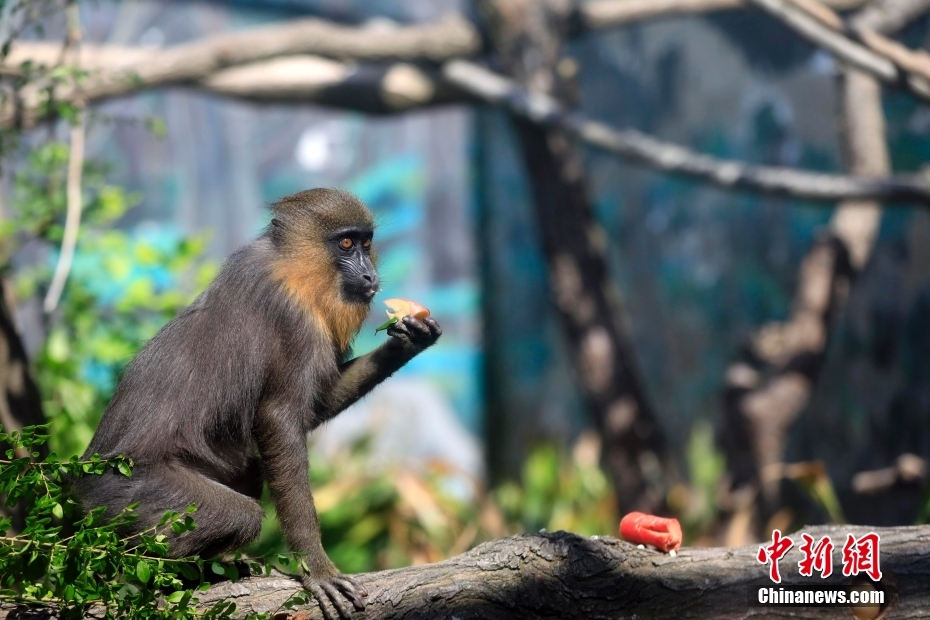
top-left (375, 298), bottom-right (430, 332)
top-left (619, 512), bottom-right (682, 552)
top-left (384, 298), bottom-right (430, 320)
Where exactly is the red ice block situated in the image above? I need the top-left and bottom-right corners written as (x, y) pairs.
top-left (619, 512), bottom-right (682, 552)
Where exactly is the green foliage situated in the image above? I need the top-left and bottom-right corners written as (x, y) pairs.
top-left (0, 425), bottom-right (287, 619)
top-left (492, 434), bottom-right (617, 537)
top-left (4, 141), bottom-right (218, 458)
top-left (0, 422), bottom-right (620, 617)
top-left (670, 421), bottom-right (727, 540)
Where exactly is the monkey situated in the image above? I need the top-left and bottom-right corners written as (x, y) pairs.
top-left (71, 188), bottom-right (442, 619)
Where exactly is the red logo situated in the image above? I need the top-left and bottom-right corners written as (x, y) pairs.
top-left (757, 529), bottom-right (794, 583)
top-left (760, 530), bottom-right (881, 583)
top-left (798, 534), bottom-right (834, 578)
top-left (842, 532), bottom-right (882, 581)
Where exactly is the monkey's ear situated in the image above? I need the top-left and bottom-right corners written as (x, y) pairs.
top-left (268, 217), bottom-right (289, 245)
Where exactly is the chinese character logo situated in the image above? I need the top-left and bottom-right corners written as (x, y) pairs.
top-left (757, 529), bottom-right (794, 583)
top-left (842, 532), bottom-right (882, 581)
top-left (798, 533), bottom-right (834, 578)
top-left (759, 530), bottom-right (882, 583)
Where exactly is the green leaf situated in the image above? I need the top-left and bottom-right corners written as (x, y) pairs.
top-left (51, 503), bottom-right (63, 519)
top-left (166, 590), bottom-right (186, 603)
top-left (178, 563), bottom-right (200, 581)
top-left (211, 561), bottom-right (225, 576)
top-left (374, 317), bottom-right (399, 333)
top-left (136, 560), bottom-right (151, 584)
top-left (117, 461), bottom-right (132, 477)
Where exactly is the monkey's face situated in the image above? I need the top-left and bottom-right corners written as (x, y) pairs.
top-left (330, 227), bottom-right (379, 304)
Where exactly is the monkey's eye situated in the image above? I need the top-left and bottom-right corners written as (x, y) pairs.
top-left (362, 239), bottom-right (372, 249)
top-left (339, 238), bottom-right (354, 250)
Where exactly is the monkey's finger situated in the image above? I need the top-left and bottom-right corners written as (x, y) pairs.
top-left (402, 316), bottom-right (432, 338)
top-left (305, 581), bottom-right (339, 620)
top-left (321, 581), bottom-right (355, 619)
top-left (387, 321), bottom-right (412, 338)
top-left (333, 576), bottom-right (368, 609)
top-left (423, 317), bottom-right (442, 337)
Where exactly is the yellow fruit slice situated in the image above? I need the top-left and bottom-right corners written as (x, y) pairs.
top-left (384, 298), bottom-right (430, 321)
top-left (375, 298), bottom-right (430, 332)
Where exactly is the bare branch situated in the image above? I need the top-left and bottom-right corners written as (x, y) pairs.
top-left (580, 0), bottom-right (741, 29)
top-left (442, 59), bottom-right (930, 205)
top-left (3, 13), bottom-right (480, 71)
top-left (5, 0), bottom-right (930, 129)
top-left (853, 453), bottom-right (927, 494)
top-left (4, 16), bottom-right (930, 202)
top-left (0, 14), bottom-right (481, 128)
top-left (578, 0), bottom-right (867, 31)
top-left (745, 0), bottom-right (930, 102)
top-left (200, 56), bottom-right (472, 113)
top-left (830, 68), bottom-right (888, 269)
top-left (42, 0), bottom-right (84, 315)
top-left (42, 119), bottom-right (83, 314)
top-left (851, 0), bottom-right (930, 34)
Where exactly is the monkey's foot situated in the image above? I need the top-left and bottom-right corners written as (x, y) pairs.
top-left (301, 572), bottom-right (368, 620)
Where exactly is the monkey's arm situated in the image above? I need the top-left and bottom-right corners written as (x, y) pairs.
top-left (317, 316), bottom-right (441, 422)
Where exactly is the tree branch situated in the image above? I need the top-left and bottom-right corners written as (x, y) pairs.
top-left (850, 0), bottom-right (930, 34)
top-left (6, 12), bottom-right (930, 202)
top-left (42, 0), bottom-right (84, 315)
top-left (200, 56), bottom-right (473, 113)
top-left (0, 14), bottom-right (481, 128)
top-left (745, 0), bottom-right (930, 103)
top-left (3, 526), bottom-right (927, 619)
top-left (42, 116), bottom-right (83, 314)
top-left (442, 59), bottom-right (930, 205)
top-left (577, 0), bottom-right (868, 31)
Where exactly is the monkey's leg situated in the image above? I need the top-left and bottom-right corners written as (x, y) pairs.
top-left (129, 464), bottom-right (265, 559)
top-left (257, 415), bottom-right (366, 620)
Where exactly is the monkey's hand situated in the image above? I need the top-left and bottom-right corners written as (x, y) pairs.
top-left (385, 315), bottom-right (442, 355)
top-left (301, 564), bottom-right (367, 620)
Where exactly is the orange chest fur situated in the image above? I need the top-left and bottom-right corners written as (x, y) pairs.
top-left (272, 259), bottom-right (369, 354)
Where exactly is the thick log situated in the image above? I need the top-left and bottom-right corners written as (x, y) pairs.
top-left (2, 525), bottom-right (927, 619)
